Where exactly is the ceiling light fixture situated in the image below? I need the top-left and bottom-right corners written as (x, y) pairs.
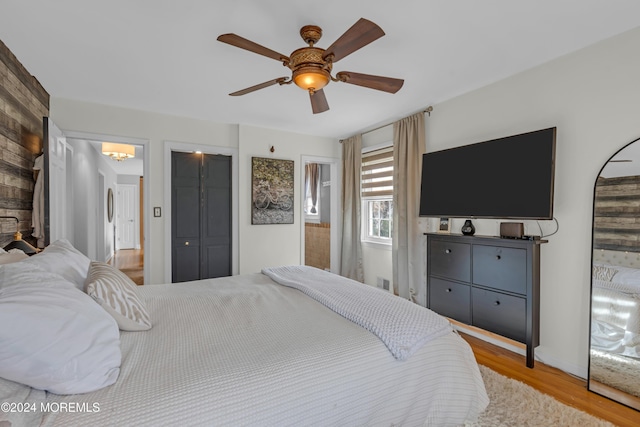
top-left (102, 142), bottom-right (135, 161)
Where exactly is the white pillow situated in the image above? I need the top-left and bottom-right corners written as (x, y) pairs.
top-left (0, 251), bottom-right (28, 265)
top-left (608, 265), bottom-right (640, 286)
top-left (85, 261), bottom-right (152, 331)
top-left (20, 239), bottom-right (91, 290)
top-left (0, 263), bottom-right (121, 394)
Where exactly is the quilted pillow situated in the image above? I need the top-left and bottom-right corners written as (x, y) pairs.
top-left (592, 265), bottom-right (617, 281)
top-left (85, 261), bottom-right (152, 331)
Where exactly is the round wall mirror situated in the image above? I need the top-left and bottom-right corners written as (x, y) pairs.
top-left (107, 188), bottom-right (114, 223)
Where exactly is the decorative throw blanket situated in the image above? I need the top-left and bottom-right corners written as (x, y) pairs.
top-left (262, 265), bottom-right (452, 360)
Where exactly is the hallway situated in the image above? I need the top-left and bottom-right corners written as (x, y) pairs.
top-left (108, 249), bottom-right (143, 285)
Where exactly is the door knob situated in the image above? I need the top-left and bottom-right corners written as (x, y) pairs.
top-left (185, 241), bottom-right (190, 246)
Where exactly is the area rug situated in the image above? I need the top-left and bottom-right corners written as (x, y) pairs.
top-left (590, 348), bottom-right (640, 398)
top-left (469, 365), bottom-right (614, 427)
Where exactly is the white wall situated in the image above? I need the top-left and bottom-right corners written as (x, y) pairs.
top-left (50, 99), bottom-right (339, 283)
top-left (238, 125), bottom-right (340, 274)
top-left (423, 27), bottom-right (640, 377)
top-left (66, 138), bottom-right (118, 261)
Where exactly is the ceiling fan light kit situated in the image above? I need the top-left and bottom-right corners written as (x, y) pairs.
top-left (217, 18), bottom-right (404, 114)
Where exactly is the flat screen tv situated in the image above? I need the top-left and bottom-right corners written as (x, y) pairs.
top-left (419, 127), bottom-right (556, 220)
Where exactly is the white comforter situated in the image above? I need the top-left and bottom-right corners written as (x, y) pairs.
top-left (38, 273), bottom-right (487, 426)
top-left (262, 265), bottom-right (452, 360)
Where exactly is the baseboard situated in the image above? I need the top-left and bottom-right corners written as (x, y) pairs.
top-left (450, 320), bottom-right (587, 379)
top-left (450, 321), bottom-right (526, 356)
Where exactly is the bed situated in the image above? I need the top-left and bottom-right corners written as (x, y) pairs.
top-left (591, 250), bottom-right (640, 358)
top-left (1, 240), bottom-right (488, 427)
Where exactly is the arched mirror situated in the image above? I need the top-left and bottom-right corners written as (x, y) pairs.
top-left (589, 137), bottom-right (640, 410)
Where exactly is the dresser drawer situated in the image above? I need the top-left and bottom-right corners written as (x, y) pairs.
top-left (429, 240), bottom-right (471, 282)
top-left (472, 288), bottom-right (526, 342)
top-left (429, 278), bottom-right (471, 324)
top-left (472, 245), bottom-right (527, 294)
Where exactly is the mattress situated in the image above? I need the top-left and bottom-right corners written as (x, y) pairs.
top-left (36, 273), bottom-right (488, 426)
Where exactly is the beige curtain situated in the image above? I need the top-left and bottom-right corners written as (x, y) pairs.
top-left (392, 113), bottom-right (426, 303)
top-left (340, 134), bottom-right (364, 282)
top-left (305, 163), bottom-right (320, 214)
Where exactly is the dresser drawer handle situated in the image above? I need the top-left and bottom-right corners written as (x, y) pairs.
top-left (445, 249), bottom-right (452, 254)
top-left (494, 300), bottom-right (501, 306)
top-left (446, 288), bottom-right (452, 293)
top-left (496, 255), bottom-right (501, 260)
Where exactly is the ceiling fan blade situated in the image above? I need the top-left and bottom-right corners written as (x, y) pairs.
top-left (217, 34), bottom-right (290, 63)
top-left (229, 77), bottom-right (289, 96)
top-left (336, 71), bottom-right (404, 93)
top-left (322, 18), bottom-right (385, 63)
top-left (310, 89), bottom-right (329, 114)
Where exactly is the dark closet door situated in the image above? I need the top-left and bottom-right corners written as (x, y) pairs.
top-left (171, 152), bottom-right (231, 283)
top-left (201, 154), bottom-right (231, 278)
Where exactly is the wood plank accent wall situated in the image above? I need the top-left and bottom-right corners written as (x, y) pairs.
top-left (0, 39), bottom-right (49, 247)
top-left (594, 175), bottom-right (640, 252)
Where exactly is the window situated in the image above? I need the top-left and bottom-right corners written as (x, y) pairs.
top-left (361, 145), bottom-right (393, 244)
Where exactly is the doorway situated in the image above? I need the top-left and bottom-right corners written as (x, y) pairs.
top-left (63, 130), bottom-right (149, 285)
top-left (301, 156), bottom-right (340, 273)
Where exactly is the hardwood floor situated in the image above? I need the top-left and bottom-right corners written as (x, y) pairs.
top-left (461, 332), bottom-right (640, 426)
top-left (108, 249), bottom-right (144, 285)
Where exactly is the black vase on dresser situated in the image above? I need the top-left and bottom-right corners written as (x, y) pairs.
top-left (461, 220), bottom-right (475, 236)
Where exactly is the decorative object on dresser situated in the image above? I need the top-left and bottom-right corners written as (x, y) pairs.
top-left (461, 219), bottom-right (476, 236)
top-left (437, 217), bottom-right (451, 234)
top-left (426, 233), bottom-right (545, 367)
top-left (500, 222), bottom-right (524, 239)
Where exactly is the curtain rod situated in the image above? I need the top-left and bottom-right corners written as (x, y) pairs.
top-left (339, 106), bottom-right (433, 143)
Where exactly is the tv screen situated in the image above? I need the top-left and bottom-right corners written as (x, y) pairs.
top-left (419, 127), bottom-right (556, 220)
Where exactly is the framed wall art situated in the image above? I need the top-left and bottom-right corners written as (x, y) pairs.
top-left (251, 157), bottom-right (294, 225)
top-left (437, 217), bottom-right (451, 234)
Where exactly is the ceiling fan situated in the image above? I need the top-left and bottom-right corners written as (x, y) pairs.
top-left (217, 18), bottom-right (404, 114)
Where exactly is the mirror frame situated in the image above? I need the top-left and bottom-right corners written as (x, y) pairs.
top-left (588, 136), bottom-right (640, 410)
top-left (107, 187), bottom-right (114, 223)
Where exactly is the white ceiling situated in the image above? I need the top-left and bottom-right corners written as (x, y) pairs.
top-left (84, 140), bottom-right (144, 176)
top-left (2, 1), bottom-right (640, 139)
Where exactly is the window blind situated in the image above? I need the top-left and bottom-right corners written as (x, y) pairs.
top-left (361, 146), bottom-right (393, 197)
